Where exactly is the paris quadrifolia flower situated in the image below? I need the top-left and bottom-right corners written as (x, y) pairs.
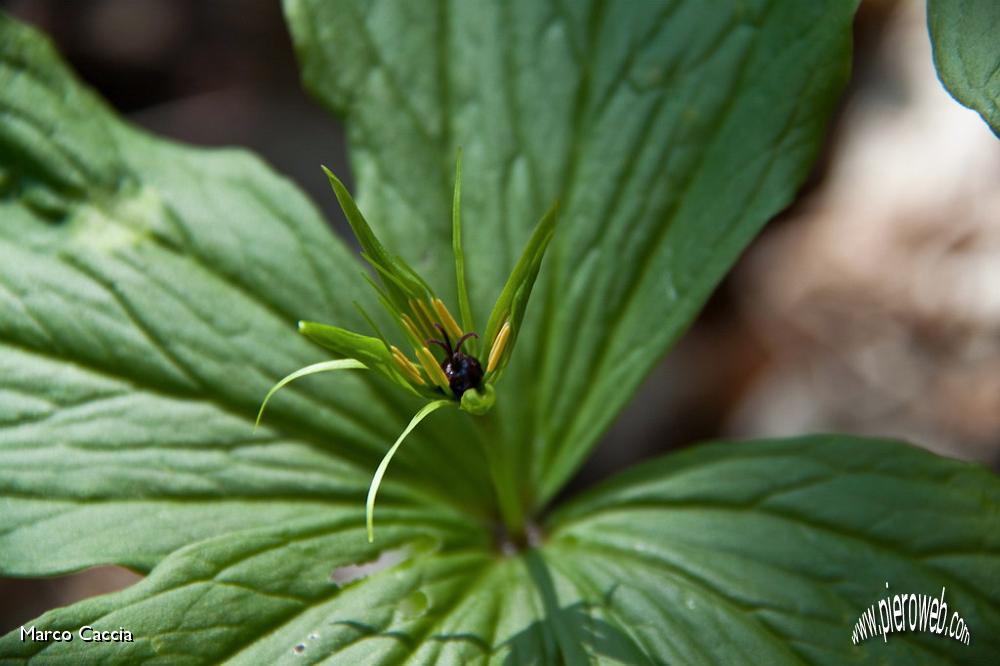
top-left (256, 154), bottom-right (557, 541)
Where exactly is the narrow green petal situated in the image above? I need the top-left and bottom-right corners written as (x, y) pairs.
top-left (367, 399), bottom-right (453, 542)
top-left (255, 359), bottom-right (367, 429)
top-left (452, 150), bottom-right (475, 342)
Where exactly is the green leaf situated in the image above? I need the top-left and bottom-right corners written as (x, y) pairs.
top-left (928, 0), bottom-right (1000, 137)
top-left (548, 436), bottom-right (1000, 664)
top-left (19, 5), bottom-right (994, 666)
top-left (5, 436), bottom-right (997, 664)
top-left (0, 11), bottom-right (492, 578)
top-left (285, 0), bottom-right (861, 509)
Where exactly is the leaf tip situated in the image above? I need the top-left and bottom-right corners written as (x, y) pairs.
top-left (320, 165), bottom-right (348, 197)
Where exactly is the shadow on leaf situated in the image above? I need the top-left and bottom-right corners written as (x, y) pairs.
top-left (495, 551), bottom-right (652, 665)
top-left (331, 553), bottom-right (650, 664)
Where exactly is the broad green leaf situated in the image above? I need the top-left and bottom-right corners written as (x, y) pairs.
top-left (0, 12), bottom-right (492, 577)
top-left (928, 0), bottom-right (1000, 136)
top-left (549, 436), bottom-right (1000, 665)
top-left (4, 436), bottom-right (997, 664)
top-left (14, 6), bottom-right (992, 666)
top-left (285, 0), bottom-right (860, 510)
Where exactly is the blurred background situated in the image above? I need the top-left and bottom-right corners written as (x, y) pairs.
top-left (2, 0), bottom-right (998, 634)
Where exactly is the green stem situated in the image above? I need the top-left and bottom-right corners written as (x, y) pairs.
top-left (474, 406), bottom-right (525, 539)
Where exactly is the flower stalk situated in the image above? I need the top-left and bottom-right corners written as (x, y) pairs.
top-left (474, 406), bottom-right (526, 539)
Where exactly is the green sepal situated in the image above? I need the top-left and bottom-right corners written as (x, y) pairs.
top-left (298, 320), bottom-right (422, 396)
top-left (459, 383), bottom-right (496, 415)
top-left (483, 202), bottom-right (558, 379)
top-left (322, 166), bottom-right (433, 307)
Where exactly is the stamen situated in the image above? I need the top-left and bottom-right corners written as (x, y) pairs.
top-left (415, 298), bottom-right (437, 326)
top-left (390, 346), bottom-right (426, 386)
top-left (415, 346), bottom-right (451, 391)
top-left (432, 298), bottom-right (464, 341)
top-left (487, 321), bottom-right (511, 373)
top-left (408, 298), bottom-right (436, 338)
top-left (400, 314), bottom-right (423, 344)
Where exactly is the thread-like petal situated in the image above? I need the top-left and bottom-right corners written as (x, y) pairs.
top-left (367, 400), bottom-right (453, 541)
top-left (255, 359), bottom-right (367, 429)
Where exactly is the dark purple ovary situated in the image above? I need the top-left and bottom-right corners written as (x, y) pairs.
top-left (444, 353), bottom-right (483, 397)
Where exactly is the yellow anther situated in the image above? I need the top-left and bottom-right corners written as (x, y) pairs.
top-left (400, 314), bottom-right (423, 344)
top-left (432, 298), bottom-right (464, 341)
top-left (416, 346), bottom-right (451, 392)
top-left (391, 346), bottom-right (426, 386)
top-left (414, 298), bottom-right (440, 338)
top-left (487, 321), bottom-right (511, 373)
